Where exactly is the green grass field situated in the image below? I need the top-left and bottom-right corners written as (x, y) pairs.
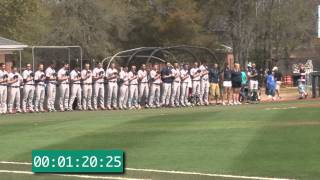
top-left (0, 100), bottom-right (320, 180)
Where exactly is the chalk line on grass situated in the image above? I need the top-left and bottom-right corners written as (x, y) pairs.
top-left (0, 161), bottom-right (295, 180)
top-left (0, 169), bottom-right (149, 180)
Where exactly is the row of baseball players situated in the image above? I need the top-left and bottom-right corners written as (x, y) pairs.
top-left (0, 61), bottom-right (210, 114)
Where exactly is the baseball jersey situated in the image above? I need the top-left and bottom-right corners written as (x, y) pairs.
top-left (35, 70), bottom-right (45, 85)
top-left (0, 70), bottom-right (8, 85)
top-left (172, 68), bottom-right (181, 82)
top-left (57, 68), bottom-right (69, 84)
top-left (45, 67), bottom-right (56, 82)
top-left (180, 69), bottom-right (190, 83)
top-left (70, 70), bottom-right (81, 83)
top-left (119, 70), bottom-right (129, 85)
top-left (8, 72), bottom-right (22, 86)
top-left (128, 71), bottom-right (138, 85)
top-left (106, 68), bottom-right (118, 82)
top-left (22, 69), bottom-right (34, 85)
top-left (190, 68), bottom-right (200, 81)
top-left (93, 67), bottom-right (105, 83)
top-left (138, 70), bottom-right (148, 83)
top-left (81, 69), bottom-right (92, 84)
top-left (299, 69), bottom-right (306, 82)
top-left (150, 70), bottom-right (161, 84)
top-left (199, 65), bottom-right (208, 80)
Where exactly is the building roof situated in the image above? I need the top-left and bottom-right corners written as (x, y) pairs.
top-left (0, 36), bottom-right (28, 51)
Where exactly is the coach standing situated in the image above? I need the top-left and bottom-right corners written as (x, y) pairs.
top-left (209, 63), bottom-right (220, 105)
top-left (161, 62), bottom-right (174, 107)
top-left (57, 63), bottom-right (70, 111)
top-left (22, 63), bottom-right (35, 113)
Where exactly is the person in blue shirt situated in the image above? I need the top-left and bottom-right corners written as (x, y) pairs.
top-left (266, 70), bottom-right (276, 101)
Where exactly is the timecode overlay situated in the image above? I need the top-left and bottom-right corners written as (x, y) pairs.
top-left (32, 150), bottom-right (124, 173)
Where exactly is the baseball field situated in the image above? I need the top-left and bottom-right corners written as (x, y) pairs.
top-left (0, 100), bottom-right (320, 180)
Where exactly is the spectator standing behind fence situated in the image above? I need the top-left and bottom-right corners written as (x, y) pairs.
top-left (231, 63), bottom-right (242, 105)
top-left (222, 63), bottom-right (232, 106)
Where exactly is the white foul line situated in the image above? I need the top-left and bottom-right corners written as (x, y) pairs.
top-left (0, 161), bottom-right (295, 180)
top-left (0, 169), bottom-right (149, 180)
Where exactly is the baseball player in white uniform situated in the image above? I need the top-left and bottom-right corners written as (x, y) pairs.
top-left (138, 64), bottom-right (149, 108)
top-left (92, 62), bottom-right (105, 110)
top-left (7, 67), bottom-right (22, 113)
top-left (180, 64), bottom-right (190, 107)
top-left (0, 63), bottom-right (8, 114)
top-left (199, 62), bottom-right (209, 105)
top-left (81, 63), bottom-right (93, 110)
top-left (106, 63), bottom-right (118, 110)
top-left (118, 66), bottom-right (129, 110)
top-left (161, 62), bottom-right (174, 107)
top-left (148, 64), bottom-right (161, 108)
top-left (170, 63), bottom-right (181, 107)
top-left (190, 62), bottom-right (201, 105)
top-left (57, 63), bottom-right (70, 111)
top-left (45, 63), bottom-right (57, 112)
top-left (128, 65), bottom-right (139, 109)
top-left (22, 63), bottom-right (35, 113)
top-left (69, 66), bottom-right (82, 110)
top-left (34, 64), bottom-right (46, 112)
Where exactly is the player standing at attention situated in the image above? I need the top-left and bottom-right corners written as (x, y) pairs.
top-left (170, 62), bottom-right (181, 107)
top-left (209, 63), bottom-right (220, 105)
top-left (118, 66), bottom-right (129, 110)
top-left (69, 66), bottom-right (82, 111)
top-left (92, 62), bottom-right (105, 110)
top-left (57, 63), bottom-right (70, 111)
top-left (128, 65), bottom-right (139, 109)
top-left (180, 64), bottom-right (190, 107)
top-left (190, 62), bottom-right (201, 105)
top-left (106, 62), bottom-right (118, 110)
top-left (7, 66), bottom-right (22, 113)
top-left (81, 63), bottom-right (93, 110)
top-left (161, 62), bottom-right (174, 107)
top-left (0, 63), bottom-right (8, 114)
top-left (199, 62), bottom-right (209, 105)
top-left (34, 64), bottom-right (46, 112)
top-left (222, 62), bottom-right (232, 105)
top-left (22, 63), bottom-right (35, 113)
top-left (138, 64), bottom-right (149, 108)
top-left (45, 62), bottom-right (57, 112)
top-left (148, 64), bottom-right (161, 108)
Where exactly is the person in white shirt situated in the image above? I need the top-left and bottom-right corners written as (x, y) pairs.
top-left (68, 66), bottom-right (82, 110)
top-left (22, 63), bottom-right (35, 113)
top-left (199, 62), bottom-right (209, 105)
top-left (7, 67), bottom-right (22, 113)
top-left (148, 64), bottom-right (162, 108)
top-left (34, 64), bottom-right (46, 112)
top-left (118, 66), bottom-right (129, 110)
top-left (180, 64), bottom-right (191, 107)
top-left (137, 64), bottom-right (149, 108)
top-left (57, 63), bottom-right (70, 111)
top-left (0, 63), bottom-right (8, 114)
top-left (170, 62), bottom-right (181, 107)
top-left (190, 62), bottom-right (201, 105)
top-left (45, 62), bottom-right (57, 112)
top-left (92, 62), bottom-right (105, 110)
top-left (128, 65), bottom-right (139, 109)
top-left (81, 63), bottom-right (93, 110)
top-left (106, 62), bottom-right (118, 110)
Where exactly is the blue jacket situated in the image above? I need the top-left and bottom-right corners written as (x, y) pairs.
top-left (267, 74), bottom-right (276, 90)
